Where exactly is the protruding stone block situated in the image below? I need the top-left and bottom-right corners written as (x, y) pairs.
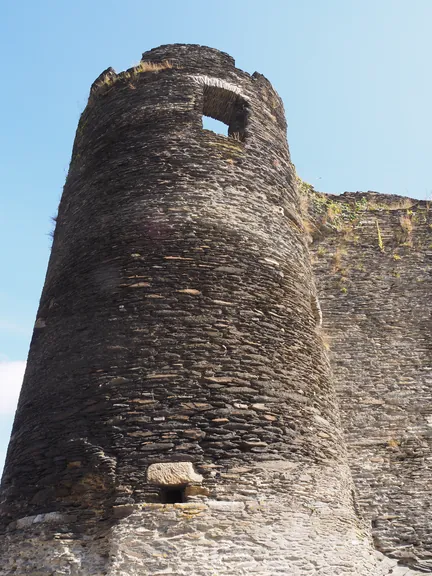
top-left (147, 462), bottom-right (203, 486)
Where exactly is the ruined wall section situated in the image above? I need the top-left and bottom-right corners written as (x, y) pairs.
top-left (308, 189), bottom-right (432, 572)
top-left (0, 44), bottom-right (384, 575)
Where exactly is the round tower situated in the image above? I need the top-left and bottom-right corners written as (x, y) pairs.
top-left (0, 45), bottom-right (381, 575)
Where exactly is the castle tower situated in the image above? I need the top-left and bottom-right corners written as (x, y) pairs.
top-left (0, 45), bottom-right (381, 575)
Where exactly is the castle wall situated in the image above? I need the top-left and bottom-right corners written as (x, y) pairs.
top-left (1, 464), bottom-right (385, 576)
top-left (0, 45), bottom-right (383, 575)
top-left (309, 190), bottom-right (432, 572)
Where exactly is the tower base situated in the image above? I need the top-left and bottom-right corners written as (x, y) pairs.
top-left (0, 463), bottom-right (404, 576)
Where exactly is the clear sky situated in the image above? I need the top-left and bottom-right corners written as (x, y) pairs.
top-left (1, 0), bottom-right (431, 471)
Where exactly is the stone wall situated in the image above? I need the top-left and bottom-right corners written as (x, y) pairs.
top-left (308, 188), bottom-right (432, 572)
top-left (1, 463), bottom-right (385, 576)
top-left (0, 45), bottom-right (386, 575)
top-left (2, 43), bottom-right (430, 574)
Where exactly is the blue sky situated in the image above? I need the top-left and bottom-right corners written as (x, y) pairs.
top-left (1, 0), bottom-right (431, 471)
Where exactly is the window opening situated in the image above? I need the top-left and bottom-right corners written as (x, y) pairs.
top-left (202, 85), bottom-right (248, 142)
top-left (202, 116), bottom-right (228, 136)
top-left (161, 486), bottom-right (185, 504)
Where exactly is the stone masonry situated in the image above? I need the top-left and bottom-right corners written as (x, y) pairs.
top-left (0, 45), bottom-right (430, 575)
top-left (306, 188), bottom-right (432, 572)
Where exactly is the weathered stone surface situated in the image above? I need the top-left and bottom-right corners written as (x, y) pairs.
top-left (0, 45), bottom-right (427, 575)
top-left (305, 187), bottom-right (432, 571)
top-left (1, 466), bottom-right (426, 575)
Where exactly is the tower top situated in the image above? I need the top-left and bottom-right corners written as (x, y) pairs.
top-left (141, 43), bottom-right (237, 68)
top-left (88, 43), bottom-right (287, 137)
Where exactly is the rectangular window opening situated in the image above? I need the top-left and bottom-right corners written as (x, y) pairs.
top-left (202, 85), bottom-right (248, 142)
top-left (160, 486), bottom-right (185, 504)
top-left (202, 115), bottom-right (229, 137)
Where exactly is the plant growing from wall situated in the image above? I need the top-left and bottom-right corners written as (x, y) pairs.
top-left (376, 220), bottom-right (384, 252)
top-left (399, 213), bottom-right (414, 246)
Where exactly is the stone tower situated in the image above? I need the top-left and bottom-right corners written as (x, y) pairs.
top-left (0, 45), bottom-right (382, 575)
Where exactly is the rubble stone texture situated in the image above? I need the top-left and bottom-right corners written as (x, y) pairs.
top-left (0, 45), bottom-right (430, 575)
top-left (307, 190), bottom-right (432, 573)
